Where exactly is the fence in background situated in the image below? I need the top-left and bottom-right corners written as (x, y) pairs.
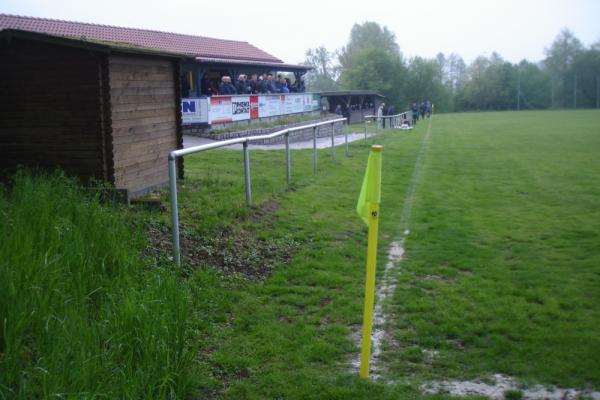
top-left (362, 110), bottom-right (412, 138)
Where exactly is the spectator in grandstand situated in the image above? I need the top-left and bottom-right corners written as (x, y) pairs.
top-left (411, 103), bottom-right (419, 125)
top-left (279, 78), bottom-right (290, 93)
top-left (218, 76), bottom-right (237, 95)
top-left (248, 73), bottom-right (258, 94)
top-left (257, 74), bottom-right (267, 94)
top-left (266, 73), bottom-right (277, 93)
top-left (201, 76), bottom-right (217, 96)
top-left (235, 74), bottom-right (250, 94)
top-left (292, 79), bottom-right (306, 93)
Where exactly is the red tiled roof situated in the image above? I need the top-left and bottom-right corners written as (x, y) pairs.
top-left (0, 13), bottom-right (283, 63)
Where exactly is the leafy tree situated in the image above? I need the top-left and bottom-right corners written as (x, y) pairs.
top-left (405, 56), bottom-right (452, 111)
top-left (572, 49), bottom-right (600, 108)
top-left (338, 22), bottom-right (406, 108)
top-left (338, 21), bottom-right (401, 69)
top-left (544, 29), bottom-right (584, 107)
top-left (303, 46), bottom-right (340, 91)
top-left (516, 60), bottom-right (552, 109)
top-left (458, 54), bottom-right (517, 110)
top-left (340, 47), bottom-right (405, 106)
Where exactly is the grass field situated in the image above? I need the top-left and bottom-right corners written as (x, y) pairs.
top-left (1, 110), bottom-right (599, 398)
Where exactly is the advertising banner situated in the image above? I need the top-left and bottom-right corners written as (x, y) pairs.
top-left (259, 95), bottom-right (282, 118)
top-left (209, 96), bottom-right (232, 124)
top-left (231, 96), bottom-right (251, 121)
top-left (250, 95), bottom-right (259, 119)
top-left (182, 93), bottom-right (322, 125)
top-left (181, 98), bottom-right (208, 124)
top-left (312, 94), bottom-right (321, 111)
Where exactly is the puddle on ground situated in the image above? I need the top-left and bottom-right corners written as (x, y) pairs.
top-left (421, 374), bottom-right (600, 400)
top-left (351, 239), bottom-right (405, 378)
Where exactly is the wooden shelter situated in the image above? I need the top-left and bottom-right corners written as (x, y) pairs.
top-left (0, 14), bottom-right (311, 198)
top-left (0, 29), bottom-right (184, 199)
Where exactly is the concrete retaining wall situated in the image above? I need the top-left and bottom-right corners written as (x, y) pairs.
top-left (184, 116), bottom-right (345, 145)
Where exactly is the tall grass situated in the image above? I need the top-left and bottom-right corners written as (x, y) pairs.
top-left (0, 172), bottom-right (197, 398)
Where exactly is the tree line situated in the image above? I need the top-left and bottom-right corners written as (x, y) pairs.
top-left (303, 22), bottom-right (600, 113)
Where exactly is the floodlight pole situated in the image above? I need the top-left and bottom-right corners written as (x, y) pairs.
top-left (573, 75), bottom-right (577, 109)
top-left (551, 79), bottom-right (555, 109)
top-left (596, 76), bottom-right (599, 109)
top-left (517, 68), bottom-right (521, 111)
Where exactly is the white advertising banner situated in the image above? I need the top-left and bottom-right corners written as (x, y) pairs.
top-left (182, 93), bottom-right (321, 125)
top-left (231, 96), bottom-right (251, 121)
top-left (259, 95), bottom-right (282, 118)
top-left (181, 98), bottom-right (208, 124)
top-left (209, 96), bottom-right (232, 124)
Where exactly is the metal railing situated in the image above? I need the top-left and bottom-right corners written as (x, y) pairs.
top-left (168, 117), bottom-right (347, 266)
top-left (364, 110), bottom-right (411, 133)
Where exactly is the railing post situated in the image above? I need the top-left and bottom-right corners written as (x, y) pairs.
top-left (331, 122), bottom-right (336, 162)
top-left (313, 125), bottom-right (318, 174)
top-left (168, 155), bottom-right (181, 267)
top-left (243, 141), bottom-right (252, 207)
top-left (345, 121), bottom-right (349, 157)
top-left (285, 131), bottom-right (291, 186)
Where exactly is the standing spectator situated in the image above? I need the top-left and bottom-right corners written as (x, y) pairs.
top-left (342, 103), bottom-right (351, 124)
top-left (257, 74), bottom-right (268, 94)
top-left (377, 103), bottom-right (385, 128)
top-left (265, 73), bottom-right (276, 93)
top-left (218, 76), bottom-right (236, 95)
top-left (411, 103), bottom-right (419, 125)
top-left (279, 78), bottom-right (290, 93)
top-left (420, 102), bottom-right (427, 120)
top-left (201, 76), bottom-right (216, 96)
top-left (248, 73), bottom-right (258, 94)
top-left (335, 104), bottom-right (342, 115)
top-left (426, 100), bottom-right (432, 118)
top-left (235, 74), bottom-right (249, 94)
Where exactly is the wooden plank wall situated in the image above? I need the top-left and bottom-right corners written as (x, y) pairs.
top-left (0, 38), bottom-right (105, 180)
top-left (108, 55), bottom-right (178, 195)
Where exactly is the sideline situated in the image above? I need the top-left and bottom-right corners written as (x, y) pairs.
top-left (351, 116), bottom-right (434, 378)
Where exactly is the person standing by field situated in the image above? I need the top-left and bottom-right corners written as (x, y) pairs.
top-left (377, 103), bottom-right (385, 128)
top-left (411, 103), bottom-right (419, 125)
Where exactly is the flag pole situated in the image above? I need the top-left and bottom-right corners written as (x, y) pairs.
top-left (359, 200), bottom-right (380, 378)
top-left (357, 144), bottom-right (382, 379)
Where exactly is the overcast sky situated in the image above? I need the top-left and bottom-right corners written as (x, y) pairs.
top-left (2, 0), bottom-right (599, 65)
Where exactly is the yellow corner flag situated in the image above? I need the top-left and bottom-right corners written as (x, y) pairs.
top-left (356, 145), bottom-right (382, 379)
top-left (356, 146), bottom-right (382, 225)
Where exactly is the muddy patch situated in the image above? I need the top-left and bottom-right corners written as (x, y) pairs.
top-left (249, 200), bottom-right (280, 224)
top-left (145, 202), bottom-right (298, 280)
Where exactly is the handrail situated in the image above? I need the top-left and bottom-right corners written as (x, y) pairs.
top-left (364, 110), bottom-right (411, 131)
top-left (168, 117), bottom-right (348, 266)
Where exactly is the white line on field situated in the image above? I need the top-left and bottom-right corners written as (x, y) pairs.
top-left (351, 117), bottom-right (434, 378)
